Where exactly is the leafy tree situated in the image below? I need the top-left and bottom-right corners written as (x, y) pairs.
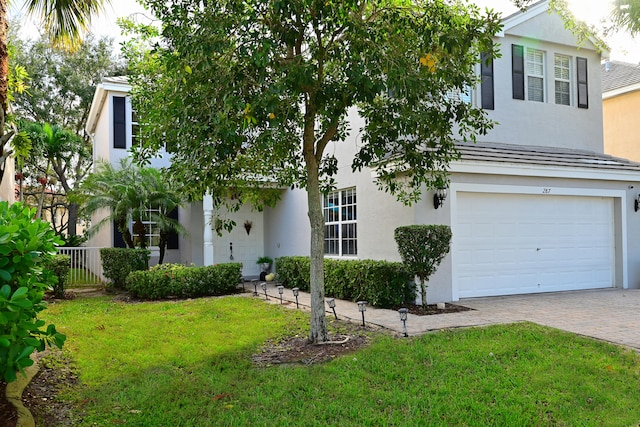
top-left (19, 121), bottom-right (82, 221)
top-left (10, 31), bottom-right (124, 236)
top-left (0, 0), bottom-right (110, 193)
top-left (126, 0), bottom-right (501, 343)
top-left (610, 0), bottom-right (640, 35)
top-left (394, 225), bottom-right (452, 307)
top-left (78, 159), bottom-right (186, 260)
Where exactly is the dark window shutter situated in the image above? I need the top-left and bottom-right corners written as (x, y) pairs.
top-left (113, 220), bottom-right (126, 248)
top-left (113, 96), bottom-right (126, 149)
top-left (481, 50), bottom-right (494, 110)
top-left (167, 208), bottom-right (179, 250)
top-left (512, 44), bottom-right (525, 100)
top-left (577, 57), bottom-right (588, 109)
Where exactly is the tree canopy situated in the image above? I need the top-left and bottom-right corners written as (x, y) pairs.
top-left (610, 0), bottom-right (640, 35)
top-left (127, 0), bottom-right (501, 342)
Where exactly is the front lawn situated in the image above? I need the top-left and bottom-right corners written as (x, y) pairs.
top-left (40, 296), bottom-right (640, 426)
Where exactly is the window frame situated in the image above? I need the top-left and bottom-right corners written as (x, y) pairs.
top-left (323, 188), bottom-right (357, 257)
top-left (554, 53), bottom-right (572, 106)
top-left (525, 47), bottom-right (545, 102)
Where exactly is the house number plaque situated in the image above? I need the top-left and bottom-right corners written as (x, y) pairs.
top-left (542, 188), bottom-right (552, 194)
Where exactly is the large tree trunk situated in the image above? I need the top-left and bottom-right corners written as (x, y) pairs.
top-left (306, 168), bottom-right (328, 344)
top-left (304, 126), bottom-right (328, 344)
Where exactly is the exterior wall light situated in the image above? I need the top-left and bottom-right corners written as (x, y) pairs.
top-left (398, 308), bottom-right (408, 337)
top-left (635, 195), bottom-right (640, 212)
top-left (357, 301), bottom-right (367, 326)
top-left (434, 187), bottom-right (447, 209)
top-left (277, 285), bottom-right (284, 304)
top-left (326, 298), bottom-right (338, 319)
top-left (261, 282), bottom-right (268, 300)
top-left (292, 288), bottom-right (300, 309)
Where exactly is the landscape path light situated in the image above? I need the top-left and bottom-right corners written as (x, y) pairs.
top-left (292, 288), bottom-right (300, 309)
top-left (326, 298), bottom-right (338, 319)
top-left (277, 285), bottom-right (284, 304)
top-left (398, 308), bottom-right (409, 337)
top-left (252, 279), bottom-right (259, 296)
top-left (357, 301), bottom-right (367, 327)
top-left (261, 282), bottom-right (268, 300)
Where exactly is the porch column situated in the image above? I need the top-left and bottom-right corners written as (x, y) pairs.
top-left (203, 193), bottom-right (214, 266)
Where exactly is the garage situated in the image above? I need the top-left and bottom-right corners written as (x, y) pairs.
top-left (454, 192), bottom-right (615, 298)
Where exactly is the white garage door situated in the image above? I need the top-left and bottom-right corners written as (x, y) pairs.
top-left (455, 192), bottom-right (614, 298)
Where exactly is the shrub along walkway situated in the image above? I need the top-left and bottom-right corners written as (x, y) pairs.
top-left (249, 281), bottom-right (640, 351)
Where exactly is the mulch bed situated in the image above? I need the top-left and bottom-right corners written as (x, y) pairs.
top-left (391, 302), bottom-right (473, 316)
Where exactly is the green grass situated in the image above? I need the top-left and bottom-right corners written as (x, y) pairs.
top-left (41, 296), bottom-right (640, 426)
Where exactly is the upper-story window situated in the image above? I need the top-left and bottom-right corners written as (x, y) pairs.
top-left (554, 54), bottom-right (571, 106)
top-left (526, 48), bottom-right (545, 102)
top-left (323, 188), bottom-right (357, 257)
top-left (512, 44), bottom-right (588, 109)
top-left (132, 110), bottom-right (140, 147)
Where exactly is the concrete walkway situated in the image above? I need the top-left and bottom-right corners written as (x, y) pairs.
top-left (247, 281), bottom-right (640, 351)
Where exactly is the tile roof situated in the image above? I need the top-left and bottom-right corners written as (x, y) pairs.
top-left (102, 76), bottom-right (129, 85)
top-left (456, 141), bottom-right (640, 173)
top-left (601, 60), bottom-right (640, 93)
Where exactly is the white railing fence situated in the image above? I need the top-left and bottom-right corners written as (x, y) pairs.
top-left (56, 247), bottom-right (105, 287)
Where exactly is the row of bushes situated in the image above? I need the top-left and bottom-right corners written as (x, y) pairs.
top-left (275, 256), bottom-right (414, 308)
top-left (127, 262), bottom-right (243, 300)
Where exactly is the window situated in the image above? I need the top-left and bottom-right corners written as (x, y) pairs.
top-left (131, 110), bottom-right (140, 147)
top-left (445, 86), bottom-right (472, 104)
top-left (554, 54), bottom-right (571, 105)
top-left (323, 188), bottom-right (357, 256)
top-left (133, 208), bottom-right (161, 248)
top-left (526, 48), bottom-right (545, 102)
top-left (113, 96), bottom-right (126, 149)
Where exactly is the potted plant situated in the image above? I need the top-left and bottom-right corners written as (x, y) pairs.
top-left (257, 256), bottom-right (273, 272)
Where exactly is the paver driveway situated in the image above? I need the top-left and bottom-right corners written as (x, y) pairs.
top-left (458, 289), bottom-right (640, 351)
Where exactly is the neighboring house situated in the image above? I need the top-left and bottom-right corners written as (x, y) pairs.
top-left (602, 60), bottom-right (640, 161)
top-left (86, 1), bottom-right (640, 302)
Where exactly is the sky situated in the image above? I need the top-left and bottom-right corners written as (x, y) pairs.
top-left (9, 0), bottom-right (640, 63)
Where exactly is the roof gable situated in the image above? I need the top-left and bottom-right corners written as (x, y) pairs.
top-left (497, 0), bottom-right (603, 54)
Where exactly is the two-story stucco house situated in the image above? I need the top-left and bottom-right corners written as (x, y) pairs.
top-left (86, 1), bottom-right (640, 303)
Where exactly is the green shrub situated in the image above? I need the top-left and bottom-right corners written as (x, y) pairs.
top-left (0, 202), bottom-right (66, 382)
top-left (46, 255), bottom-right (70, 298)
top-left (275, 256), bottom-right (413, 308)
top-left (274, 256), bottom-right (311, 291)
top-left (394, 224), bottom-right (452, 306)
top-left (126, 263), bottom-right (242, 300)
top-left (100, 248), bottom-right (150, 289)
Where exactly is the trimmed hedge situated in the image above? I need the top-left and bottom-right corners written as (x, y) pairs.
top-left (275, 256), bottom-right (413, 308)
top-left (100, 248), bottom-right (150, 289)
top-left (126, 263), bottom-right (242, 300)
top-left (46, 255), bottom-right (70, 298)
